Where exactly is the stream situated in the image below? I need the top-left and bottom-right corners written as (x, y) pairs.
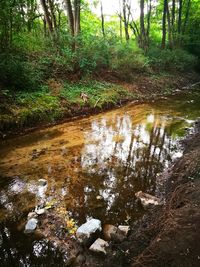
top-left (0, 89), bottom-right (200, 266)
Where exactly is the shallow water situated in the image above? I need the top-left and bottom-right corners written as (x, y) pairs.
top-left (0, 89), bottom-right (200, 266)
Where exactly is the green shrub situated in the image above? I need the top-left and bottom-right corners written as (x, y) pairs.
top-left (74, 34), bottom-right (110, 73)
top-left (148, 47), bottom-right (197, 71)
top-left (110, 42), bottom-right (149, 79)
top-left (0, 52), bottom-right (43, 91)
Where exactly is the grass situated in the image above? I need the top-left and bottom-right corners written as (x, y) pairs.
top-left (60, 80), bottom-right (132, 107)
top-left (0, 80), bottom-right (133, 133)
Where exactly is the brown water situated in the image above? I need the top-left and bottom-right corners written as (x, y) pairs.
top-left (0, 89), bottom-right (200, 266)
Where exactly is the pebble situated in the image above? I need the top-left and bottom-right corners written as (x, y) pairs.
top-left (89, 238), bottom-right (109, 254)
top-left (24, 218), bottom-right (38, 233)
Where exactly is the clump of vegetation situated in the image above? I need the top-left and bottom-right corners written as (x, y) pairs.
top-left (111, 43), bottom-right (149, 79)
top-left (0, 52), bottom-right (43, 91)
top-left (61, 81), bottom-right (131, 107)
top-left (148, 47), bottom-right (197, 71)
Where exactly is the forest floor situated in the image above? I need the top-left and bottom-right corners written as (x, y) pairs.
top-left (83, 121), bottom-right (200, 267)
top-left (0, 70), bottom-right (199, 139)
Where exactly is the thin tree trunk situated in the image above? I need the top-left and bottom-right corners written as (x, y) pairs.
top-left (123, 0), bottom-right (129, 41)
top-left (178, 0), bottom-right (183, 34)
top-left (182, 0), bottom-right (191, 35)
top-left (146, 0), bottom-right (152, 45)
top-left (166, 0), bottom-right (172, 48)
top-left (140, 0), bottom-right (147, 50)
top-left (100, 0), bottom-right (105, 37)
top-left (171, 0), bottom-right (176, 27)
top-left (119, 0), bottom-right (122, 41)
top-left (161, 0), bottom-right (167, 49)
top-left (74, 0), bottom-right (81, 36)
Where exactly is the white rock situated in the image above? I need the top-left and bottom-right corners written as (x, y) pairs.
top-left (24, 218), bottom-right (38, 233)
top-left (135, 191), bottom-right (163, 207)
top-left (76, 218), bottom-right (101, 242)
top-left (35, 208), bottom-right (45, 215)
top-left (118, 225), bottom-right (130, 236)
top-left (89, 238), bottom-right (109, 254)
top-left (38, 179), bottom-right (47, 186)
top-left (27, 211), bottom-right (37, 219)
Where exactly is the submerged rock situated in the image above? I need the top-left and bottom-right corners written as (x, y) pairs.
top-left (103, 224), bottom-right (125, 242)
top-left (135, 191), bottom-right (163, 207)
top-left (76, 218), bottom-right (102, 243)
top-left (24, 218), bottom-right (38, 233)
top-left (89, 238), bottom-right (109, 254)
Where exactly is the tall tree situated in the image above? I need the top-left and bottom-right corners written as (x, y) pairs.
top-left (161, 0), bottom-right (168, 49)
top-left (122, 0), bottom-right (130, 41)
top-left (100, 0), bottom-right (105, 37)
top-left (178, 0), bottom-right (183, 34)
top-left (40, 0), bottom-right (53, 33)
top-left (64, 0), bottom-right (81, 37)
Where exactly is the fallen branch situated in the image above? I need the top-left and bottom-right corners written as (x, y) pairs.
top-left (182, 81), bottom-right (200, 90)
top-left (94, 98), bottom-right (101, 108)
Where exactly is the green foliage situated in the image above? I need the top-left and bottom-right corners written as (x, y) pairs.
top-left (0, 52), bottom-right (43, 91)
top-left (111, 42), bottom-right (149, 78)
top-left (61, 80), bottom-right (130, 107)
top-left (75, 35), bottom-right (110, 73)
top-left (148, 48), bottom-right (197, 71)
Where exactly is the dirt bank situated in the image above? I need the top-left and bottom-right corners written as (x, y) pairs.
top-left (0, 71), bottom-right (199, 139)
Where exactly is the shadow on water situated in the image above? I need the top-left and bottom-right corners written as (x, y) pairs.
top-left (0, 89), bottom-right (200, 265)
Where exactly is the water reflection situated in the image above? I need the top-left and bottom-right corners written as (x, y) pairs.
top-left (81, 113), bottom-right (180, 213)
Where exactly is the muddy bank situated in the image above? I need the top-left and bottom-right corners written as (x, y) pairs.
top-left (1, 71), bottom-right (199, 139)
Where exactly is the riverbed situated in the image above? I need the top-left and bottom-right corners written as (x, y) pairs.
top-left (0, 89), bottom-right (200, 266)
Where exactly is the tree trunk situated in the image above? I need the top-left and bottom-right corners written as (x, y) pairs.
top-left (146, 0), bottom-right (152, 46)
top-left (100, 0), bottom-right (105, 37)
top-left (171, 0), bottom-right (176, 27)
top-left (40, 0), bottom-right (53, 33)
top-left (161, 0), bottom-right (167, 49)
top-left (119, 0), bottom-right (122, 41)
top-left (64, 0), bottom-right (74, 36)
top-left (74, 0), bottom-right (81, 36)
top-left (182, 0), bottom-right (191, 35)
top-left (178, 0), bottom-right (183, 34)
top-left (48, 0), bottom-right (57, 30)
top-left (123, 0), bottom-right (129, 41)
top-left (140, 0), bottom-right (147, 50)
top-left (166, 0), bottom-right (172, 48)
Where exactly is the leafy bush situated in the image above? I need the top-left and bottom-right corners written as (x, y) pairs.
top-left (74, 34), bottom-right (111, 73)
top-left (148, 47), bottom-right (197, 71)
top-left (110, 42), bottom-right (149, 79)
top-left (0, 52), bottom-right (43, 91)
